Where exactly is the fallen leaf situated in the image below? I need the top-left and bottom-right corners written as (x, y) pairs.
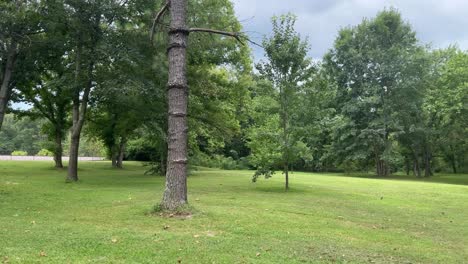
top-left (193, 234), bottom-right (200, 238)
top-left (111, 238), bottom-right (118, 243)
top-left (256, 252), bottom-right (261, 257)
top-left (39, 251), bottom-right (47, 257)
top-left (169, 214), bottom-right (174, 218)
top-left (163, 225), bottom-right (170, 230)
top-left (31, 221), bottom-right (36, 225)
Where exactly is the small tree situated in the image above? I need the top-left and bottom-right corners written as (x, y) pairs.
top-left (250, 14), bottom-right (314, 190)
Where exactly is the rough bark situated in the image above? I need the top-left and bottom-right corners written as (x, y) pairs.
top-left (161, 0), bottom-right (189, 210)
top-left (0, 42), bottom-right (17, 131)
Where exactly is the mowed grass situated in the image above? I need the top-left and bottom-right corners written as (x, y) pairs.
top-left (1, 161), bottom-right (468, 263)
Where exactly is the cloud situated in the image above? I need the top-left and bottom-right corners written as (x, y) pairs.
top-left (232, 0), bottom-right (468, 60)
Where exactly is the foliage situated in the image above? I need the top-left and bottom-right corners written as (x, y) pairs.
top-left (11, 150), bottom-right (27, 156)
top-left (324, 9), bottom-right (428, 176)
top-left (36, 149), bottom-right (53, 156)
top-left (249, 14), bottom-right (314, 186)
top-left (0, 114), bottom-right (46, 155)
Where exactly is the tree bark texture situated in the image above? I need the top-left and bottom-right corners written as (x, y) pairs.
top-left (161, 0), bottom-right (189, 210)
top-left (0, 42), bottom-right (17, 131)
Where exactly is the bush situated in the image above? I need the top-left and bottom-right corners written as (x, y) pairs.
top-left (11, 150), bottom-right (28, 156)
top-left (192, 153), bottom-right (251, 170)
top-left (36, 149), bottom-right (53, 156)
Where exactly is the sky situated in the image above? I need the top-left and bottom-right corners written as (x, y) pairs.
top-left (231, 0), bottom-right (468, 60)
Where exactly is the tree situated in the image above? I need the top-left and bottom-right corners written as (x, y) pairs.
top-left (325, 9), bottom-right (423, 176)
top-left (152, 0), bottom-right (251, 210)
top-left (250, 14), bottom-right (314, 190)
top-left (0, 1), bottom-right (41, 130)
top-left (64, 0), bottom-right (130, 181)
top-left (13, 1), bottom-right (72, 168)
top-left (425, 49), bottom-right (468, 174)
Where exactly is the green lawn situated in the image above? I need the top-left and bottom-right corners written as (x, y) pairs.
top-left (1, 161), bottom-right (468, 263)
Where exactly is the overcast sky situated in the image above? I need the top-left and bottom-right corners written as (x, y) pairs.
top-left (231, 0), bottom-right (468, 60)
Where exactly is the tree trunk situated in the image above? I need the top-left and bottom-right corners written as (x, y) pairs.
top-left (54, 130), bottom-right (63, 168)
top-left (284, 163), bottom-right (289, 190)
top-left (111, 151), bottom-right (117, 167)
top-left (405, 156), bottom-right (410, 176)
top-left (449, 146), bottom-right (457, 174)
top-left (67, 133), bottom-right (80, 182)
top-left (451, 156), bottom-right (457, 174)
top-left (160, 0), bottom-right (189, 210)
top-left (413, 157), bottom-right (421, 178)
top-left (0, 42), bottom-right (17, 131)
top-left (376, 159), bottom-right (388, 177)
top-left (424, 149), bottom-right (432, 177)
top-left (116, 137), bottom-right (126, 168)
top-left (66, 44), bottom-right (93, 182)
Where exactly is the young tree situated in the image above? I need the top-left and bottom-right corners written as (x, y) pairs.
top-left (250, 14), bottom-right (314, 190)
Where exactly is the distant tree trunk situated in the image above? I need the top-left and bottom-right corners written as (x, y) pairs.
top-left (111, 146), bottom-right (118, 167)
top-left (448, 146), bottom-right (457, 174)
top-left (284, 163), bottom-right (289, 190)
top-left (374, 144), bottom-right (389, 177)
top-left (405, 155), bottom-right (410, 176)
top-left (116, 137), bottom-right (126, 168)
top-left (413, 155), bottom-right (421, 177)
top-left (161, 0), bottom-right (189, 210)
top-left (54, 129), bottom-right (63, 168)
top-left (424, 149), bottom-right (432, 177)
top-left (450, 157), bottom-right (457, 174)
top-left (0, 42), bottom-right (17, 131)
top-left (376, 159), bottom-right (388, 177)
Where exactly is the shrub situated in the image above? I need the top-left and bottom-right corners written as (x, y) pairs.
top-left (11, 150), bottom-right (28, 156)
top-left (36, 149), bottom-right (53, 156)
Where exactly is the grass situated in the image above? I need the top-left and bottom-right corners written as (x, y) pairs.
top-left (1, 161), bottom-right (468, 263)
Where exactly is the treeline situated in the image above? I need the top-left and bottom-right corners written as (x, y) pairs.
top-left (0, 1), bottom-right (466, 182)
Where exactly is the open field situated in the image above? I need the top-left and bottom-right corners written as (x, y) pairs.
top-left (1, 161), bottom-right (468, 263)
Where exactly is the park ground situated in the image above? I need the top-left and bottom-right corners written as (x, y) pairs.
top-left (1, 161), bottom-right (467, 263)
